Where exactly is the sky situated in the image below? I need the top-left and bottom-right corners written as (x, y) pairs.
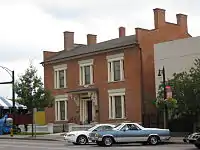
top-left (0, 0), bottom-right (200, 98)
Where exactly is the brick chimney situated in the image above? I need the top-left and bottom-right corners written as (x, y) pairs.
top-left (119, 27), bottom-right (126, 37)
top-left (87, 34), bottom-right (97, 45)
top-left (64, 31), bottom-right (74, 50)
top-left (153, 8), bottom-right (166, 29)
top-left (176, 14), bottom-right (188, 32)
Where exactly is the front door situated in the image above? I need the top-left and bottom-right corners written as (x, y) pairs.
top-left (87, 101), bottom-right (92, 124)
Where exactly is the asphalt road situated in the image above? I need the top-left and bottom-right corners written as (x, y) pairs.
top-left (0, 139), bottom-right (197, 150)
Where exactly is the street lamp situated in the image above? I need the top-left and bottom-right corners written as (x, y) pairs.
top-left (0, 66), bottom-right (15, 127)
top-left (158, 66), bottom-right (168, 129)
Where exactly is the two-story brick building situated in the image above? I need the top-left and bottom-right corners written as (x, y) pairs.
top-left (41, 8), bottom-right (191, 126)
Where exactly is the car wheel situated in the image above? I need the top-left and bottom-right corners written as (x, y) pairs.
top-left (148, 136), bottom-right (159, 145)
top-left (102, 136), bottom-right (113, 147)
top-left (195, 144), bottom-right (200, 149)
top-left (76, 135), bottom-right (88, 145)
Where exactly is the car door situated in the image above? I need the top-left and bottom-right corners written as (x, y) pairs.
top-left (116, 124), bottom-right (143, 142)
top-left (115, 124), bottom-right (131, 142)
top-left (125, 124), bottom-right (144, 142)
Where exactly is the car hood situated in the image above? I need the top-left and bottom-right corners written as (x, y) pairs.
top-left (65, 130), bottom-right (90, 136)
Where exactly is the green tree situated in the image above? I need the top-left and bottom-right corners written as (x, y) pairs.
top-left (15, 64), bottom-right (54, 111)
top-left (156, 58), bottom-right (200, 129)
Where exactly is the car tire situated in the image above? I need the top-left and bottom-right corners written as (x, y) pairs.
top-left (72, 142), bottom-right (78, 145)
top-left (195, 144), bottom-right (200, 149)
top-left (76, 135), bottom-right (88, 145)
top-left (148, 136), bottom-right (159, 145)
top-left (96, 141), bottom-right (104, 146)
top-left (141, 142), bottom-right (148, 145)
top-left (102, 136), bottom-right (113, 147)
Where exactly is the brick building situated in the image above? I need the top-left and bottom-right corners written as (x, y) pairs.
top-left (41, 8), bottom-right (191, 126)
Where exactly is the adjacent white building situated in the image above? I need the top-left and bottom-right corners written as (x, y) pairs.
top-left (154, 36), bottom-right (200, 96)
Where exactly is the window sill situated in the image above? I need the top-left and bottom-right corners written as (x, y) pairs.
top-left (108, 80), bottom-right (125, 83)
top-left (79, 84), bottom-right (94, 87)
top-left (54, 87), bottom-right (68, 90)
top-left (108, 117), bottom-right (127, 120)
top-left (55, 119), bottom-right (68, 122)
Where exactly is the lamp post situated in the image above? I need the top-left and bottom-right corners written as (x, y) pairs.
top-left (0, 66), bottom-right (15, 127)
top-left (158, 66), bottom-right (168, 129)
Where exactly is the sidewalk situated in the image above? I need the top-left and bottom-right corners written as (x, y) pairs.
top-left (0, 134), bottom-right (64, 141)
top-left (0, 134), bottom-right (186, 144)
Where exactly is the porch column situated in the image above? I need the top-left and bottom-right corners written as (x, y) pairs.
top-left (90, 92), bottom-right (98, 122)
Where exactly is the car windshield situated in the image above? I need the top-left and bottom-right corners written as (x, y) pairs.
top-left (113, 123), bottom-right (123, 130)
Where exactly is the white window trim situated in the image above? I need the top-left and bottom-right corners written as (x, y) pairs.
top-left (107, 53), bottom-right (124, 82)
top-left (78, 59), bottom-right (94, 86)
top-left (55, 94), bottom-right (68, 121)
top-left (53, 64), bottom-right (67, 89)
top-left (108, 88), bottom-right (126, 119)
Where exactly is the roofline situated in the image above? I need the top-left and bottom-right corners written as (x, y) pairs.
top-left (41, 43), bottom-right (137, 65)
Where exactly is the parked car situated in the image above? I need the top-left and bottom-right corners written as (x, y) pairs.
top-left (194, 137), bottom-right (200, 149)
top-left (89, 122), bottom-right (171, 147)
top-left (64, 124), bottom-right (115, 145)
top-left (183, 132), bottom-right (200, 144)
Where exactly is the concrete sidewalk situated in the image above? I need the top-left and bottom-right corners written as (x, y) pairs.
top-left (0, 134), bottom-right (186, 144)
top-left (0, 134), bottom-right (63, 141)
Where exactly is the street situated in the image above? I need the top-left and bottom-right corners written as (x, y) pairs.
top-left (0, 139), bottom-right (197, 150)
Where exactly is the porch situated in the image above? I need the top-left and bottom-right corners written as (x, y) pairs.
top-left (67, 88), bottom-right (99, 124)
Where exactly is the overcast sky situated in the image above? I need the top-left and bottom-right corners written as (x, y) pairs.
top-left (0, 0), bottom-right (199, 98)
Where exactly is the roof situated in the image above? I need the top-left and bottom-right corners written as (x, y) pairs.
top-left (0, 96), bottom-right (27, 109)
top-left (44, 35), bottom-right (137, 63)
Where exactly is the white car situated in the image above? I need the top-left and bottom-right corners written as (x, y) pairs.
top-left (64, 124), bottom-right (115, 145)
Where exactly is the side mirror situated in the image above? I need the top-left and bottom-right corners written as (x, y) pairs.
top-left (93, 129), bottom-right (97, 132)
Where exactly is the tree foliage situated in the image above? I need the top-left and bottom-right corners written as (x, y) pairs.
top-left (15, 64), bottom-right (54, 111)
top-left (156, 58), bottom-right (200, 121)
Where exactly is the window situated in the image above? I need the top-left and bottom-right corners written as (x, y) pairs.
top-left (121, 124), bottom-right (139, 131)
top-left (55, 95), bottom-right (68, 121)
top-left (107, 53), bottom-right (124, 82)
top-left (103, 126), bottom-right (114, 131)
top-left (53, 64), bottom-right (67, 89)
top-left (108, 88), bottom-right (126, 119)
top-left (93, 126), bottom-right (104, 132)
top-left (79, 59), bottom-right (93, 85)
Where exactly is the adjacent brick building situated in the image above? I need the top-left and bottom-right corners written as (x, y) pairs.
top-left (41, 8), bottom-right (191, 126)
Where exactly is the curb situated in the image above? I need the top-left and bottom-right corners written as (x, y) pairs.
top-left (166, 142), bottom-right (188, 144)
top-left (0, 137), bottom-right (62, 141)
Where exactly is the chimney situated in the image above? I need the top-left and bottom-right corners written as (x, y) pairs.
top-left (153, 8), bottom-right (166, 29)
top-left (87, 34), bottom-right (97, 45)
top-left (119, 27), bottom-right (126, 37)
top-left (64, 31), bottom-right (74, 50)
top-left (176, 14), bottom-right (188, 32)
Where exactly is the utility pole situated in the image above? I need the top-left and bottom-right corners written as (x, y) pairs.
top-left (12, 71), bottom-right (15, 128)
top-left (158, 66), bottom-right (168, 129)
top-left (0, 67), bottom-right (15, 128)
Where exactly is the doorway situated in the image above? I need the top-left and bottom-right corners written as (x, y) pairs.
top-left (87, 101), bottom-right (92, 124)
